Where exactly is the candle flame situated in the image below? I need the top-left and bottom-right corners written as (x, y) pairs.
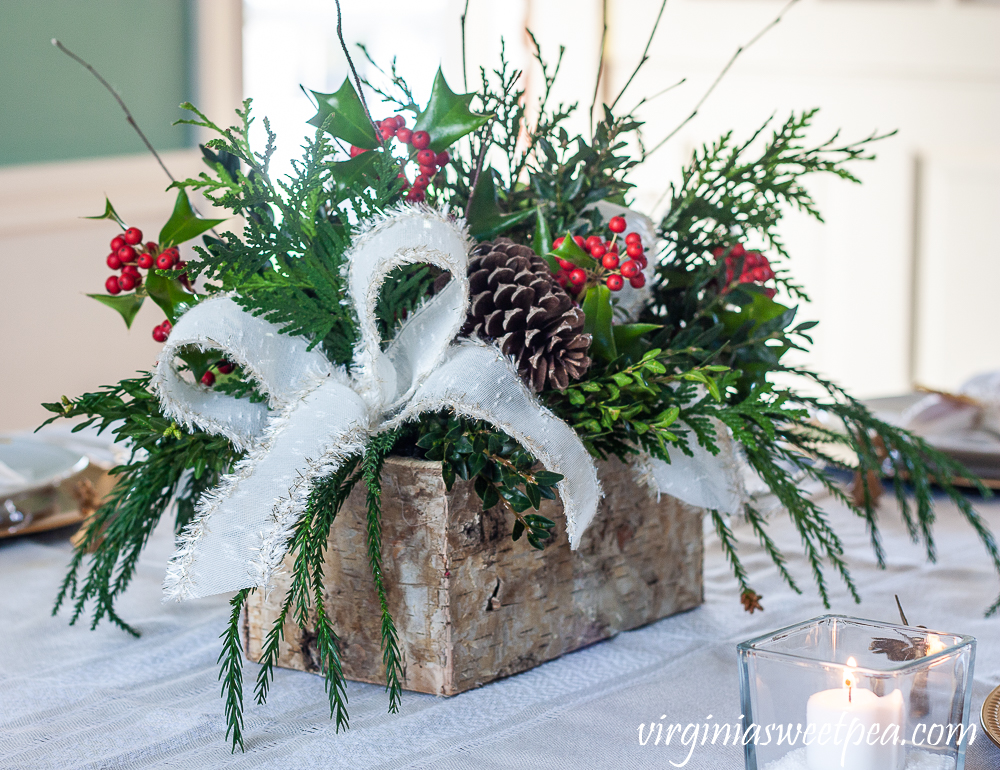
top-left (844, 656), bottom-right (857, 703)
top-left (926, 634), bottom-right (946, 656)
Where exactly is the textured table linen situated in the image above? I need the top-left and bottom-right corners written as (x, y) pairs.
top-left (2, 491), bottom-right (999, 769)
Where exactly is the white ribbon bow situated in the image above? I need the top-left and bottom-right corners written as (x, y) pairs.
top-left (153, 207), bottom-right (601, 601)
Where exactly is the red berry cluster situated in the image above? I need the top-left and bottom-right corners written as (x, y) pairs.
top-left (552, 216), bottom-right (648, 294)
top-left (714, 243), bottom-right (776, 299)
top-left (100, 226), bottom-right (189, 342)
top-left (349, 116), bottom-right (450, 204)
top-left (199, 359), bottom-right (235, 387)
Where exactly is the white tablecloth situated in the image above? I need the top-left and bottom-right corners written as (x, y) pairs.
top-left (3, 490), bottom-right (1000, 769)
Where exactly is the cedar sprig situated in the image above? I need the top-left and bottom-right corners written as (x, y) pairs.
top-left (361, 430), bottom-right (404, 713)
top-left (220, 588), bottom-right (252, 753)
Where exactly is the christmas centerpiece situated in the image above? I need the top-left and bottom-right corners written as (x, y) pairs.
top-left (43, 5), bottom-right (999, 751)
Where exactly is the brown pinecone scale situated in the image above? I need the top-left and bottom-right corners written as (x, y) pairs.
top-left (461, 238), bottom-right (591, 392)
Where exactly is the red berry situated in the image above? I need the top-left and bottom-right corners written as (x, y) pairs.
top-left (110, 236), bottom-right (126, 252)
top-left (602, 253), bottom-right (620, 270)
top-left (713, 246), bottom-right (725, 260)
top-left (634, 254), bottom-right (648, 269)
top-left (552, 237), bottom-right (565, 249)
top-left (411, 131), bottom-right (431, 150)
top-left (137, 253), bottom-right (154, 269)
top-left (414, 174), bottom-right (431, 188)
top-left (590, 243), bottom-right (606, 259)
top-left (608, 216), bottom-right (626, 234)
top-left (396, 128), bottom-right (413, 144)
top-left (435, 151), bottom-right (450, 166)
top-left (625, 232), bottom-right (642, 246)
top-left (751, 267), bottom-right (767, 282)
top-left (620, 260), bottom-right (640, 279)
top-left (106, 253), bottom-right (122, 270)
top-left (162, 319), bottom-right (172, 332)
top-left (573, 235), bottom-right (586, 249)
top-left (152, 326), bottom-right (168, 343)
top-left (145, 241), bottom-right (158, 254)
top-left (216, 360), bottom-right (235, 374)
top-left (380, 125), bottom-right (396, 141)
top-left (156, 253), bottom-right (174, 270)
top-left (405, 189), bottom-right (425, 202)
top-left (585, 235), bottom-right (602, 251)
top-left (122, 264), bottom-right (141, 279)
top-left (119, 274), bottom-right (137, 291)
top-left (626, 242), bottom-right (644, 258)
top-left (124, 227), bottom-right (143, 245)
top-left (105, 275), bottom-right (122, 294)
top-left (569, 268), bottom-right (587, 285)
top-left (416, 149), bottom-right (436, 166)
top-left (557, 258), bottom-right (575, 270)
top-left (117, 245), bottom-right (136, 263)
top-left (606, 242), bottom-right (619, 255)
top-left (629, 273), bottom-right (646, 289)
top-left (200, 371), bottom-right (215, 387)
top-left (349, 145), bottom-right (368, 157)
top-left (419, 164), bottom-right (437, 177)
top-left (731, 243), bottom-right (746, 257)
top-left (606, 274), bottom-right (624, 291)
top-left (394, 115), bottom-right (406, 129)
top-left (555, 272), bottom-right (568, 287)
top-left (764, 288), bottom-right (776, 299)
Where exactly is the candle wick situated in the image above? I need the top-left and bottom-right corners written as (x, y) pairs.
top-left (848, 684), bottom-right (852, 704)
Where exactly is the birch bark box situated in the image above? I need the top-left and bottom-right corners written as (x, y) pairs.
top-left (243, 455), bottom-right (704, 696)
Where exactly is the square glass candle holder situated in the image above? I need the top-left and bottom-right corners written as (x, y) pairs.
top-left (737, 615), bottom-right (976, 770)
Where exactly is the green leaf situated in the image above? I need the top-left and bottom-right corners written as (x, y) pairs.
top-left (145, 272), bottom-right (198, 324)
top-left (308, 79), bottom-right (380, 149)
top-left (549, 232), bottom-right (592, 270)
top-left (84, 197), bottom-right (126, 228)
top-left (582, 286), bottom-right (617, 363)
top-left (533, 471), bottom-right (564, 487)
top-left (612, 322), bottom-right (661, 362)
top-left (88, 292), bottom-right (144, 328)
top-left (158, 190), bottom-right (225, 248)
top-left (533, 207), bottom-right (558, 272)
top-left (466, 168), bottom-right (536, 240)
top-left (328, 150), bottom-right (381, 195)
top-left (413, 68), bottom-right (492, 153)
top-left (512, 518), bottom-right (525, 541)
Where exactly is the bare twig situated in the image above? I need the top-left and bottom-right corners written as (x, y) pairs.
top-left (52, 39), bottom-right (176, 184)
top-left (644, 0), bottom-right (800, 159)
top-left (465, 120), bottom-right (494, 220)
top-left (630, 77), bottom-right (687, 113)
top-left (460, 0), bottom-right (471, 92)
top-left (589, 0), bottom-right (608, 138)
top-left (609, 0), bottom-right (669, 112)
top-left (333, 0), bottom-right (382, 141)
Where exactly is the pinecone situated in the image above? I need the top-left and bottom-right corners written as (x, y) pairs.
top-left (461, 238), bottom-right (591, 392)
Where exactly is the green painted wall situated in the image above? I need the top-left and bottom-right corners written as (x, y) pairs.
top-left (0, 0), bottom-right (193, 166)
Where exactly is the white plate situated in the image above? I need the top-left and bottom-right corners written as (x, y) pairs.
top-left (0, 437), bottom-right (89, 497)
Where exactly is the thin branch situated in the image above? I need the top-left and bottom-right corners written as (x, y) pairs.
top-left (644, 0), bottom-right (800, 159)
top-left (333, 0), bottom-right (382, 141)
top-left (589, 0), bottom-right (609, 139)
top-left (52, 39), bottom-right (176, 184)
top-left (461, 0), bottom-right (471, 92)
top-left (630, 76), bottom-right (687, 113)
top-left (609, 0), bottom-right (668, 112)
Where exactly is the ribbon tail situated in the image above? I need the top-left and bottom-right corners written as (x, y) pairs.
top-left (388, 340), bottom-right (601, 549)
top-left (634, 420), bottom-right (748, 515)
top-left (163, 376), bottom-right (369, 601)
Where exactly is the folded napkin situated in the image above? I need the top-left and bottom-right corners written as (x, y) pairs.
top-left (901, 371), bottom-right (1000, 439)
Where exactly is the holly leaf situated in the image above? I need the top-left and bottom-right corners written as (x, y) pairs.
top-left (88, 292), bottom-right (144, 329)
top-left (307, 78), bottom-right (380, 149)
top-left (549, 232), bottom-right (592, 269)
top-left (329, 150), bottom-right (381, 196)
top-left (413, 68), bottom-right (492, 153)
top-left (533, 207), bottom-right (559, 272)
top-left (612, 323), bottom-right (661, 362)
top-left (145, 272), bottom-right (198, 324)
top-left (84, 197), bottom-right (126, 228)
top-left (466, 168), bottom-right (535, 240)
top-left (158, 190), bottom-right (225, 248)
top-left (581, 285), bottom-right (617, 362)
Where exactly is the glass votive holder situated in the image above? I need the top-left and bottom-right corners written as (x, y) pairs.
top-left (737, 614), bottom-right (976, 770)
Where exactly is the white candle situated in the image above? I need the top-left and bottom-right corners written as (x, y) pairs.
top-left (806, 657), bottom-right (905, 770)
